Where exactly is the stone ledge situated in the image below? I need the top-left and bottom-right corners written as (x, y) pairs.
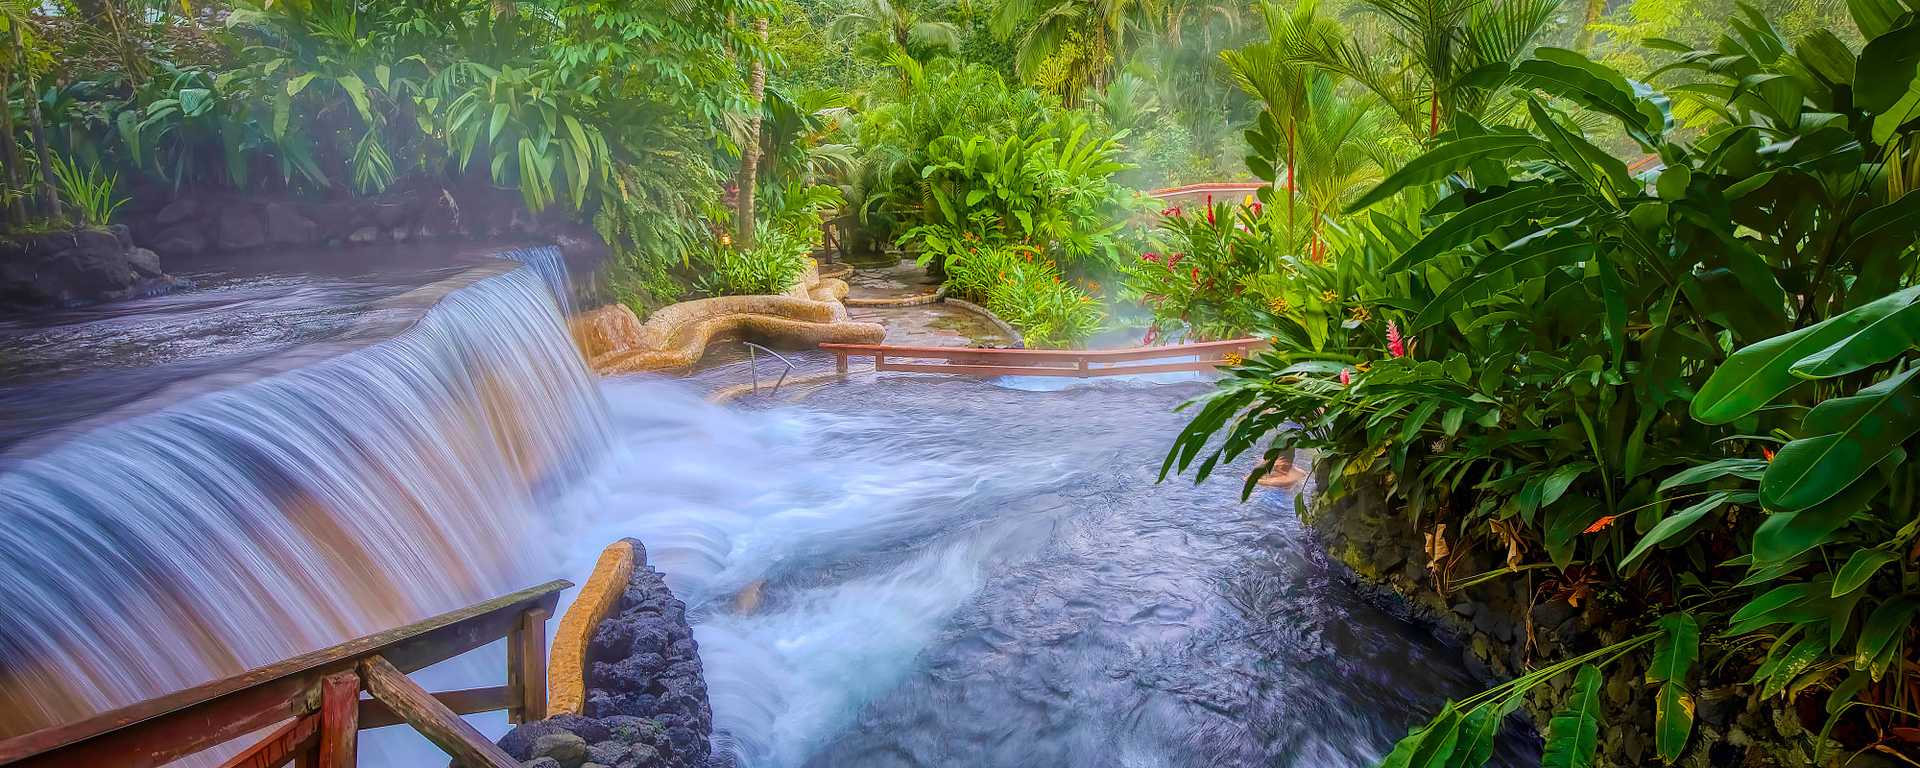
top-left (549, 539), bottom-right (639, 716)
top-left (571, 262), bottom-right (884, 375)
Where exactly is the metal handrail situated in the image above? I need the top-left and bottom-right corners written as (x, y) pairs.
top-left (742, 341), bottom-right (795, 395)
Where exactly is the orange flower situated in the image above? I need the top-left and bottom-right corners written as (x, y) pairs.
top-left (1583, 514), bottom-right (1623, 534)
top-left (1762, 447), bottom-right (1776, 462)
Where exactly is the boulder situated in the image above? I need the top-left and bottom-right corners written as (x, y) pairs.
top-left (262, 202), bottom-right (318, 245)
top-left (0, 228), bottom-right (182, 310)
top-left (153, 198), bottom-right (200, 225)
top-left (348, 226), bottom-right (381, 244)
top-left (530, 732), bottom-right (589, 768)
top-left (148, 224), bottom-right (209, 258)
top-left (215, 206), bottom-right (266, 251)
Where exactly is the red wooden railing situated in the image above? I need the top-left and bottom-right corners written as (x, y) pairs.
top-left (821, 338), bottom-right (1262, 378)
top-left (0, 580), bottom-right (568, 768)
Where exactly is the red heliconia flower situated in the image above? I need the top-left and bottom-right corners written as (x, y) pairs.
top-left (1168, 252), bottom-right (1185, 266)
top-left (1583, 514), bottom-right (1622, 534)
top-left (1190, 266), bottom-right (1200, 281)
top-left (1763, 447), bottom-right (1776, 462)
top-left (1205, 197), bottom-right (1216, 224)
top-left (1339, 367), bottom-right (1352, 385)
top-left (1387, 320), bottom-right (1406, 358)
top-left (1250, 201), bottom-right (1264, 218)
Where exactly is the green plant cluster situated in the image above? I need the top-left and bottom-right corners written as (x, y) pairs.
top-left (943, 243), bottom-right (1103, 347)
top-left (4, 0), bottom-right (769, 312)
top-left (1167, 3), bottom-right (1920, 765)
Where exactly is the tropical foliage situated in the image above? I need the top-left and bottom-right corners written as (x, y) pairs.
top-left (1166, 1), bottom-right (1920, 764)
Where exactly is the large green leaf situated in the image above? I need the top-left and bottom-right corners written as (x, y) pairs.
top-left (1854, 14), bottom-right (1920, 114)
top-left (1511, 49), bottom-right (1666, 145)
top-left (1836, 194), bottom-right (1920, 284)
top-left (1541, 665), bottom-right (1604, 768)
top-left (1655, 682), bottom-right (1694, 764)
top-left (1760, 365), bottom-right (1920, 512)
top-left (1386, 187), bottom-right (1586, 272)
top-left (1692, 286), bottom-right (1920, 424)
top-left (1649, 613), bottom-right (1700, 684)
top-left (1377, 703), bottom-right (1465, 768)
top-left (1657, 458), bottom-right (1768, 495)
top-left (1622, 492), bottom-right (1742, 571)
top-left (1345, 134), bottom-right (1548, 212)
top-left (1752, 462), bottom-right (1888, 562)
top-left (1857, 598), bottom-right (1917, 679)
top-left (1832, 549), bottom-right (1900, 597)
top-left (1792, 302), bottom-right (1920, 378)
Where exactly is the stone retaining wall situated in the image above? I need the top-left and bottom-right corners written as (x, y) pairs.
top-left (498, 538), bottom-right (730, 768)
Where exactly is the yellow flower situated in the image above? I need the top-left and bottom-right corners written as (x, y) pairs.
top-left (1267, 296), bottom-right (1292, 314)
top-left (1349, 304), bottom-right (1372, 324)
top-left (1355, 361), bottom-right (1372, 373)
top-left (1321, 290), bottom-right (1338, 304)
top-left (1223, 352), bottom-right (1244, 366)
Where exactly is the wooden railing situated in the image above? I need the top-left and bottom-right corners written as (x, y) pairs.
top-left (0, 579), bottom-right (570, 768)
top-left (821, 338), bottom-right (1261, 378)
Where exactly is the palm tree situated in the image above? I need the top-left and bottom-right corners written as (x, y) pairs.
top-left (990, 0), bottom-right (1162, 104)
top-left (1290, 73), bottom-right (1403, 257)
top-left (831, 0), bottom-right (963, 64)
top-left (1222, 0), bottom-right (1342, 233)
top-left (1284, 0), bottom-right (1558, 138)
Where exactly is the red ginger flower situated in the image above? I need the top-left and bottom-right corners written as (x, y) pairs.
top-left (1387, 320), bottom-right (1407, 358)
top-left (1339, 367), bottom-right (1352, 385)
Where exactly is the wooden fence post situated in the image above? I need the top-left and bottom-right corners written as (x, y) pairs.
top-left (507, 608), bottom-right (549, 724)
top-left (317, 672), bottom-right (359, 768)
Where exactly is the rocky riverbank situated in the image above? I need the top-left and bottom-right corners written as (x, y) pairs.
top-left (497, 542), bottom-right (731, 768)
top-left (1301, 466), bottom-right (1823, 768)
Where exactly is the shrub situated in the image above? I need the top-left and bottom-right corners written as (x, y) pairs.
top-left (1165, 8), bottom-right (1920, 765)
top-left (693, 228), bottom-right (812, 298)
top-left (48, 154), bottom-right (126, 227)
top-left (946, 245), bottom-right (1102, 347)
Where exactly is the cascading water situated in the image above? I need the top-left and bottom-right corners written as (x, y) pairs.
top-left (0, 247), bottom-right (606, 736)
top-left (1, 244), bottom-right (1530, 767)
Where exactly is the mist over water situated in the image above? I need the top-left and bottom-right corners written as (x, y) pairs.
top-left (0, 250), bottom-right (1528, 767)
top-left (549, 377), bottom-right (1536, 768)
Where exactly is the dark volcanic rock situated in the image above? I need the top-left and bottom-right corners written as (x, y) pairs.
top-left (153, 198), bottom-right (199, 225)
top-left (262, 202), bottom-right (319, 245)
top-left (148, 223), bottom-right (209, 258)
top-left (499, 539), bottom-right (727, 768)
top-left (215, 206), bottom-right (267, 250)
top-left (0, 226), bottom-right (183, 310)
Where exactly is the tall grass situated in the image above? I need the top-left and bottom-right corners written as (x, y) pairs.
top-left (49, 155), bottom-right (128, 228)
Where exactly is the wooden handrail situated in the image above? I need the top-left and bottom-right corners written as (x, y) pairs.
top-left (0, 579), bottom-right (570, 768)
top-left (822, 338), bottom-right (1262, 377)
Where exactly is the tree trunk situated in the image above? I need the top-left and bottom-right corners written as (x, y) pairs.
top-left (1575, 0), bottom-right (1606, 52)
top-left (735, 16), bottom-right (769, 248)
top-left (1, 66), bottom-right (27, 226)
top-left (15, 24), bottom-right (61, 221)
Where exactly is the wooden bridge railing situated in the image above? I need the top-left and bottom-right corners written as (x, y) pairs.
top-left (821, 338), bottom-right (1262, 378)
top-left (0, 579), bottom-right (570, 768)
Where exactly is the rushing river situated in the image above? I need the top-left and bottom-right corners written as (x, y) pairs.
top-left (0, 252), bottom-right (1531, 766)
top-left (551, 377), bottom-right (1535, 768)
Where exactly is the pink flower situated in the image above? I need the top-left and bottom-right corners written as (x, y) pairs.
top-left (1141, 251), bottom-right (1160, 262)
top-left (1168, 253), bottom-right (1185, 266)
top-left (1387, 321), bottom-right (1406, 358)
top-left (1143, 326), bottom-right (1159, 345)
top-left (1339, 367), bottom-right (1352, 385)
top-left (1250, 201), bottom-right (1263, 218)
top-left (1205, 196), bottom-right (1216, 224)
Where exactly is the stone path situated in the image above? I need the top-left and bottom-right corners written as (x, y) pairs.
top-left (838, 258), bottom-right (1013, 348)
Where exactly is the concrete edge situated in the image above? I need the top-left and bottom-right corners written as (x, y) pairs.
top-left (941, 296), bottom-right (1024, 346)
top-left (548, 539), bottom-right (640, 715)
top-left (844, 284), bottom-right (948, 308)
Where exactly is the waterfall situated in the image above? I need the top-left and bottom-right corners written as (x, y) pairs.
top-left (0, 247), bottom-right (609, 737)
